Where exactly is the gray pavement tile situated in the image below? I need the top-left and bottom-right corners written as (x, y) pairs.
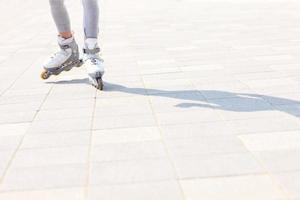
top-left (104, 74), bottom-right (142, 84)
top-left (188, 71), bottom-right (236, 84)
top-left (229, 116), bottom-right (300, 134)
top-left (99, 82), bottom-right (147, 98)
top-left (7, 81), bottom-right (49, 92)
top-left (0, 123), bottom-right (30, 136)
top-left (195, 81), bottom-right (253, 98)
top-left (244, 77), bottom-right (297, 89)
top-left (35, 107), bottom-right (94, 121)
top-left (0, 135), bottom-right (22, 150)
top-left (0, 94), bottom-right (46, 105)
top-left (145, 83), bottom-right (195, 95)
top-left (217, 109), bottom-right (282, 121)
top-left (94, 103), bottom-right (153, 117)
top-left (180, 174), bottom-right (286, 200)
top-left (137, 59), bottom-right (176, 68)
top-left (200, 87), bottom-right (258, 101)
top-left (149, 92), bottom-right (207, 113)
top-left (93, 114), bottom-right (156, 130)
top-left (90, 159), bottom-right (175, 185)
top-left (239, 131), bottom-right (300, 151)
top-left (141, 67), bottom-right (182, 75)
top-left (0, 54), bottom-right (40, 77)
top-left (46, 91), bottom-right (95, 101)
top-left (0, 187), bottom-right (85, 200)
top-left (88, 181), bottom-right (183, 200)
top-left (160, 121), bottom-right (237, 139)
top-left (0, 149), bottom-right (15, 171)
top-left (104, 69), bottom-right (140, 77)
top-left (0, 111), bottom-right (36, 124)
top-left (46, 85), bottom-right (96, 100)
top-left (254, 150), bottom-right (300, 173)
top-left (41, 98), bottom-right (94, 111)
top-left (92, 127), bottom-right (161, 145)
top-left (91, 140), bottom-right (167, 162)
top-left (253, 54), bottom-right (294, 63)
top-left (153, 102), bottom-right (207, 115)
top-left (274, 170), bottom-right (300, 199)
top-left (20, 131), bottom-right (90, 149)
top-left (142, 73), bottom-right (186, 85)
top-left (181, 64), bottom-right (224, 72)
top-left (0, 169), bottom-right (6, 178)
top-left (49, 81), bottom-right (93, 93)
top-left (11, 146), bottom-right (88, 168)
top-left (27, 118), bottom-right (92, 134)
top-left (270, 63), bottom-right (299, 71)
top-left (171, 152), bottom-right (264, 179)
top-left (3, 88), bottom-right (51, 97)
top-left (156, 110), bottom-right (222, 125)
top-left (0, 164), bottom-right (86, 191)
top-left (1, 0), bottom-right (300, 199)
top-left (166, 135), bottom-right (247, 158)
top-left (233, 71), bottom-right (285, 82)
top-left (206, 96), bottom-right (273, 112)
top-left (250, 84), bottom-right (300, 96)
top-left (95, 96), bottom-right (149, 107)
top-left (0, 102), bottom-right (41, 113)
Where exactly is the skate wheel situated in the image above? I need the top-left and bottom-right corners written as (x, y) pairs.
top-left (77, 59), bottom-right (84, 67)
top-left (40, 70), bottom-right (50, 80)
top-left (96, 77), bottom-right (104, 90)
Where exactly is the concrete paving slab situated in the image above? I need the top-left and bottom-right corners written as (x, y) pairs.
top-left (0, 0), bottom-right (299, 199)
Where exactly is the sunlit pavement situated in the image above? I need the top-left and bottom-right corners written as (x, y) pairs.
top-left (0, 0), bottom-right (300, 199)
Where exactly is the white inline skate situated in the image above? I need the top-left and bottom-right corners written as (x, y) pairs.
top-left (83, 38), bottom-right (104, 90)
top-left (41, 36), bottom-right (83, 80)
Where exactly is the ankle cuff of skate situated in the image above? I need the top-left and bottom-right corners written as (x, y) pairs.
top-left (83, 47), bottom-right (100, 54)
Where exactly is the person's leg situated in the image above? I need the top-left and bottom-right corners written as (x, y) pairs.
top-left (82, 0), bottom-right (104, 90)
top-left (41, 0), bottom-right (81, 79)
top-left (82, 0), bottom-right (99, 39)
top-left (49, 0), bottom-right (72, 38)
top-left (81, 0), bottom-right (101, 60)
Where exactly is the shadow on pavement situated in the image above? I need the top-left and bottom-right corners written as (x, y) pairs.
top-left (48, 79), bottom-right (300, 117)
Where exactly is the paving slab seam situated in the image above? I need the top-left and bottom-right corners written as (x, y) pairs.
top-left (0, 81), bottom-right (55, 187)
top-left (0, 186), bottom-right (84, 194)
top-left (140, 67), bottom-right (187, 200)
top-left (177, 172), bottom-right (268, 181)
top-left (237, 127), bottom-right (292, 199)
top-left (0, 47), bottom-right (20, 66)
top-left (85, 89), bottom-right (101, 200)
top-left (19, 144), bottom-right (90, 151)
top-left (188, 70), bottom-right (293, 199)
top-left (0, 51), bottom-right (45, 98)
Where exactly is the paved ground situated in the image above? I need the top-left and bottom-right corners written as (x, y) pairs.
top-left (0, 0), bottom-right (300, 199)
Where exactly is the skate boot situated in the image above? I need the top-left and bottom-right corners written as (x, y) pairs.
top-left (83, 38), bottom-right (104, 90)
top-left (41, 36), bottom-right (83, 79)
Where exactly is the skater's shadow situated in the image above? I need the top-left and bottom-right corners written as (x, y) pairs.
top-left (48, 79), bottom-right (300, 118)
top-left (46, 78), bottom-right (89, 85)
top-left (104, 82), bottom-right (300, 118)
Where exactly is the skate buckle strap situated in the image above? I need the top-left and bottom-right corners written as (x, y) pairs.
top-left (60, 44), bottom-right (71, 50)
top-left (83, 47), bottom-right (100, 54)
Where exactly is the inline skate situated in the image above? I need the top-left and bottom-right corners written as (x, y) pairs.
top-left (41, 36), bottom-right (83, 80)
top-left (83, 38), bottom-right (105, 90)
